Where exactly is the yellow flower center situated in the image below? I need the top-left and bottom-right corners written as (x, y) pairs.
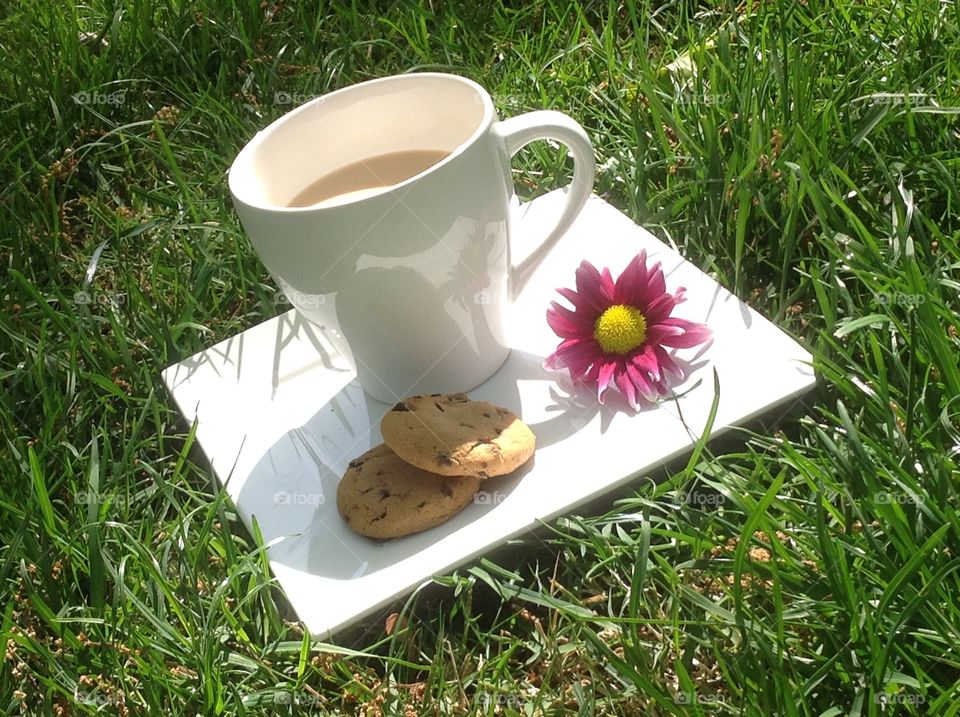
top-left (593, 304), bottom-right (647, 355)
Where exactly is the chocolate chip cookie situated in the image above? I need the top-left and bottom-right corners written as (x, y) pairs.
top-left (380, 393), bottom-right (536, 478)
top-left (336, 443), bottom-right (480, 539)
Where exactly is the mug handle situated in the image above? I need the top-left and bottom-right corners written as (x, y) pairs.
top-left (492, 110), bottom-right (595, 299)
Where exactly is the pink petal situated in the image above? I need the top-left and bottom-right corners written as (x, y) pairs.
top-left (596, 361), bottom-right (618, 402)
top-left (546, 302), bottom-right (594, 338)
top-left (645, 323), bottom-right (684, 345)
top-left (615, 369), bottom-right (639, 409)
top-left (556, 287), bottom-right (591, 314)
top-left (545, 338), bottom-right (603, 373)
top-left (651, 374), bottom-right (671, 396)
top-left (613, 251), bottom-right (649, 305)
top-left (599, 267), bottom-right (615, 303)
top-left (550, 300), bottom-right (594, 327)
top-left (642, 292), bottom-right (679, 324)
top-left (578, 360), bottom-right (602, 385)
top-left (654, 344), bottom-right (684, 378)
top-left (645, 261), bottom-right (666, 298)
top-left (574, 261), bottom-right (609, 313)
top-left (631, 344), bottom-right (661, 382)
top-left (626, 362), bottom-right (658, 401)
top-left (657, 318), bottom-right (712, 348)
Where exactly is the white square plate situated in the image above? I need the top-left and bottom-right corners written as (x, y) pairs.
top-left (163, 191), bottom-right (815, 637)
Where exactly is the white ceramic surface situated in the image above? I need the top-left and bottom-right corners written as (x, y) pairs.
top-left (163, 191), bottom-right (816, 638)
top-left (228, 73), bottom-right (595, 403)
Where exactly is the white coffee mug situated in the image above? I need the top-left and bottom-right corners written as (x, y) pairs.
top-left (229, 73), bottom-right (594, 403)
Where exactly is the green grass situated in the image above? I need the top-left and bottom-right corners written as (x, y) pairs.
top-left (2, 0), bottom-right (959, 714)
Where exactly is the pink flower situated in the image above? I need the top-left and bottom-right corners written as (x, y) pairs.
top-left (543, 251), bottom-right (712, 409)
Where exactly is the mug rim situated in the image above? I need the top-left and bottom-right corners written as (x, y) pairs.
top-left (228, 72), bottom-right (495, 212)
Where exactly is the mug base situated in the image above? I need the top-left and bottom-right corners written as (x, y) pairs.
top-left (357, 347), bottom-right (513, 405)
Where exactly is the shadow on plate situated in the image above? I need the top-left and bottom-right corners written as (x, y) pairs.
top-left (235, 348), bottom-right (590, 581)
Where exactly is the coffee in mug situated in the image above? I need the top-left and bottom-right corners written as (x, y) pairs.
top-left (287, 149), bottom-right (451, 208)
